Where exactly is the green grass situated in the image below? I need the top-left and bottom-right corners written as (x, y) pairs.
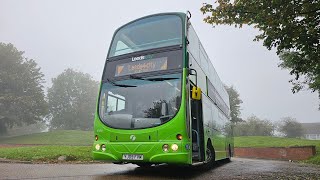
top-left (1, 133), bottom-right (319, 164)
top-left (0, 130), bottom-right (93, 146)
top-left (305, 154), bottom-right (320, 165)
top-left (0, 146), bottom-right (92, 162)
top-left (234, 136), bottom-right (320, 148)
top-left (0, 130), bottom-right (95, 162)
top-left (235, 136), bottom-right (320, 165)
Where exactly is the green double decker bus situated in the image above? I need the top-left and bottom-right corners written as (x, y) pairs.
top-left (93, 12), bottom-right (233, 167)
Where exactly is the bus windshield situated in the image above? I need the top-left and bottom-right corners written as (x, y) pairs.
top-left (108, 15), bottom-right (183, 57)
top-left (99, 73), bottom-right (182, 129)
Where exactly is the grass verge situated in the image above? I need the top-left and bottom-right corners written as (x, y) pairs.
top-left (234, 136), bottom-right (320, 148)
top-left (0, 130), bottom-right (93, 146)
top-left (234, 136), bottom-right (320, 165)
top-left (1, 134), bottom-right (319, 165)
top-left (304, 154), bottom-right (320, 165)
top-left (0, 146), bottom-right (93, 163)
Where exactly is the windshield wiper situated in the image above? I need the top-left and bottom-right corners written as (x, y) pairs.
top-left (105, 79), bottom-right (136, 88)
top-left (145, 77), bottom-right (178, 81)
top-left (129, 75), bottom-right (178, 82)
top-left (160, 114), bottom-right (173, 122)
top-left (129, 75), bottom-right (145, 80)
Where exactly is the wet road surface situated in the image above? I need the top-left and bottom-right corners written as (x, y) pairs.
top-left (1, 158), bottom-right (320, 180)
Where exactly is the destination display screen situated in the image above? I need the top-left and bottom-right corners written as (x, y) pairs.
top-left (103, 48), bottom-right (183, 79)
top-left (115, 57), bottom-right (168, 76)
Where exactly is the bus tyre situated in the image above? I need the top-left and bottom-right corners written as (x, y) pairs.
top-left (226, 144), bottom-right (232, 162)
top-left (204, 143), bottom-right (215, 169)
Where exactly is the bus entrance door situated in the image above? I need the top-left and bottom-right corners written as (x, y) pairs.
top-left (190, 85), bottom-right (205, 163)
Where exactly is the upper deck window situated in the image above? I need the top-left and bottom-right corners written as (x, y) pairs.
top-left (108, 15), bottom-right (183, 57)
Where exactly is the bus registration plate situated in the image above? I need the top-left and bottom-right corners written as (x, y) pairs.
top-left (122, 154), bottom-right (143, 160)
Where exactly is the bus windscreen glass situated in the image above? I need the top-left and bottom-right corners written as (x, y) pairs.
top-left (108, 15), bottom-right (182, 57)
top-left (99, 73), bottom-right (182, 129)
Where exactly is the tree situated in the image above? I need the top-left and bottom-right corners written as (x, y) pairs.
top-left (233, 115), bottom-right (274, 136)
top-left (225, 85), bottom-right (243, 123)
top-left (0, 42), bottom-right (47, 135)
top-left (47, 69), bottom-right (99, 130)
top-left (278, 117), bottom-right (304, 138)
top-left (201, 1), bottom-right (320, 108)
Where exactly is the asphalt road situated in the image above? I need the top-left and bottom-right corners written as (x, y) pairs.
top-left (1, 158), bottom-right (320, 180)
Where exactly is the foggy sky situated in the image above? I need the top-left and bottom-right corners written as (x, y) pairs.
top-left (0, 0), bottom-right (319, 122)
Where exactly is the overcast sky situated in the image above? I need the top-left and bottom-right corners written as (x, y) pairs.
top-left (1, 0), bottom-right (319, 123)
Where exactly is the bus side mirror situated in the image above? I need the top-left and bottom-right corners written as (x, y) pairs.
top-left (189, 68), bottom-right (198, 87)
top-left (192, 86), bottom-right (201, 100)
top-left (189, 68), bottom-right (196, 76)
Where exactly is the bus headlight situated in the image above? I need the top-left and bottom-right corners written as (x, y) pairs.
top-left (171, 144), bottom-right (178, 151)
top-left (162, 144), bottom-right (169, 152)
top-left (101, 144), bottom-right (106, 151)
top-left (95, 144), bottom-right (100, 151)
